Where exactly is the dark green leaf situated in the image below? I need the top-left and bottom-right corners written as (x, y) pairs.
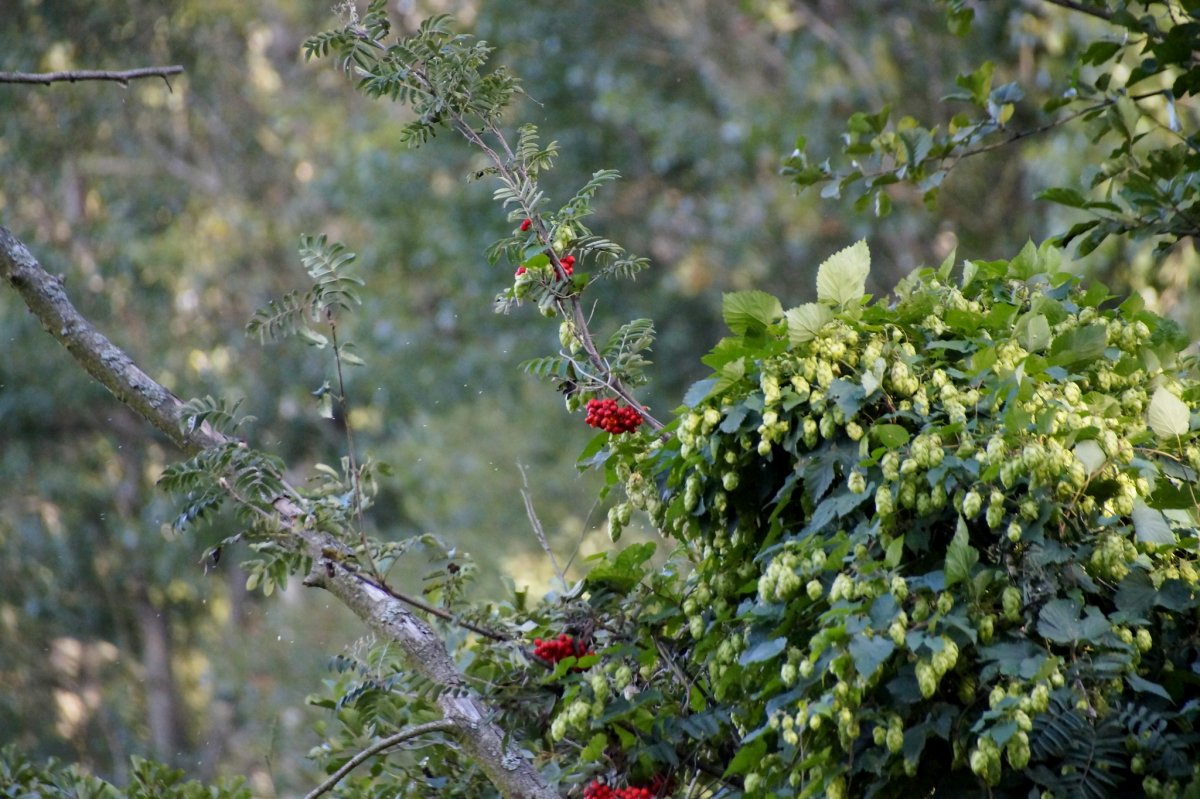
top-left (945, 524), bottom-right (979, 588)
top-left (873, 423), bottom-right (911, 449)
top-left (739, 636), bottom-right (787, 666)
top-left (722, 290), bottom-right (783, 335)
top-left (848, 633), bottom-right (895, 679)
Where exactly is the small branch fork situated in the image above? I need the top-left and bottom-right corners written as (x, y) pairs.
top-left (304, 719), bottom-right (456, 799)
top-left (0, 226), bottom-right (562, 799)
top-left (0, 66), bottom-right (184, 88)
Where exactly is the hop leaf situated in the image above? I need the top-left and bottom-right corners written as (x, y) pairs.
top-left (722, 290), bottom-right (783, 335)
top-left (816, 239), bottom-right (870, 307)
top-left (1148, 386), bottom-right (1190, 438)
top-left (786, 302), bottom-right (834, 345)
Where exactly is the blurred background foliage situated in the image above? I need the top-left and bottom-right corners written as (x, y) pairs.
top-left (1, 0), bottom-right (1196, 796)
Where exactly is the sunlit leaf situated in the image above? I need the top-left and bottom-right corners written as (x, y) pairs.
top-left (722, 290), bottom-right (783, 335)
top-left (785, 303), bottom-right (834, 345)
top-left (1148, 386), bottom-right (1190, 438)
top-left (815, 239), bottom-right (870, 307)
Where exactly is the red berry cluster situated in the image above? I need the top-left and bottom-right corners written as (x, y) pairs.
top-left (520, 218), bottom-right (533, 231)
top-left (533, 633), bottom-right (593, 664)
top-left (514, 253), bottom-right (575, 278)
top-left (583, 781), bottom-right (653, 799)
top-left (585, 398), bottom-right (643, 434)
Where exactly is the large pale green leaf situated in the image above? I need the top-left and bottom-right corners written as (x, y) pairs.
top-left (1072, 440), bottom-right (1106, 475)
top-left (722, 290), bottom-right (783, 335)
top-left (1148, 386), bottom-right (1191, 438)
top-left (816, 239), bottom-right (870, 307)
top-left (785, 303), bottom-right (834, 345)
top-left (1131, 500), bottom-right (1175, 545)
top-left (1020, 313), bottom-right (1051, 352)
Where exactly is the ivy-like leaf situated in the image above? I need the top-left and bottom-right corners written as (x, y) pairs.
top-left (722, 291), bottom-right (783, 335)
top-left (786, 303), bottom-right (834, 345)
top-left (1148, 386), bottom-right (1190, 438)
top-left (1131, 500), bottom-right (1175, 545)
top-left (1073, 440), bottom-right (1106, 475)
top-left (1047, 324), bottom-right (1107, 369)
top-left (1037, 598), bottom-right (1110, 644)
top-left (816, 239), bottom-right (870, 307)
top-left (848, 633), bottom-right (895, 679)
top-left (739, 636), bottom-right (787, 666)
top-left (873, 423), bottom-right (911, 449)
top-left (1021, 313), bottom-right (1052, 352)
top-left (944, 522), bottom-right (979, 588)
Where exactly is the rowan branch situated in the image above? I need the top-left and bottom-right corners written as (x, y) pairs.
top-left (0, 66), bottom-right (184, 88)
top-left (1040, 0), bottom-right (1115, 25)
top-left (304, 719), bottom-right (456, 799)
top-left (0, 226), bottom-right (225, 454)
top-left (0, 226), bottom-right (562, 799)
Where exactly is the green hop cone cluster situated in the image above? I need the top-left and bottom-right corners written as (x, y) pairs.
top-left (602, 241), bottom-right (1200, 797)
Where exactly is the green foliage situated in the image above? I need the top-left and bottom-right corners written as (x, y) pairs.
top-left (0, 746), bottom-right (251, 799)
top-left (247, 235), bottom-right (363, 346)
top-left (785, 2), bottom-right (1200, 256)
top-left (304, 9), bottom-right (519, 147)
top-left (600, 243), bottom-right (1200, 796)
top-left (11, 4), bottom-right (1200, 799)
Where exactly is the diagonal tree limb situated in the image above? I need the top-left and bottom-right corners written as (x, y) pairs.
top-left (0, 226), bottom-right (225, 453)
top-left (0, 66), bottom-right (184, 87)
top-left (0, 225), bottom-right (562, 799)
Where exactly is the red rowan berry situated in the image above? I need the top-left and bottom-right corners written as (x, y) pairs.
top-left (520, 218), bottom-right (532, 231)
top-left (585, 398), bottom-right (643, 434)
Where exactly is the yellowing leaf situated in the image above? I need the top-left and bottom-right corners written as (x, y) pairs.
top-left (1148, 386), bottom-right (1190, 438)
top-left (785, 303), bottom-right (833, 345)
top-left (1073, 440), bottom-right (1106, 475)
top-left (816, 239), bottom-right (870, 308)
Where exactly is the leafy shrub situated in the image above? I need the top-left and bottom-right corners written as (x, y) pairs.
top-left (592, 241), bottom-right (1200, 798)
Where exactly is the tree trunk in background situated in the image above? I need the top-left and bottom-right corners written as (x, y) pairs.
top-left (135, 590), bottom-right (184, 763)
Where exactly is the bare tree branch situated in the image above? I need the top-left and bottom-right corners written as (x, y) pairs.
top-left (0, 225), bottom-right (562, 799)
top-left (0, 66), bottom-right (184, 87)
top-left (1040, 0), bottom-right (1115, 25)
top-left (304, 719), bottom-right (456, 799)
top-left (0, 226), bottom-right (225, 454)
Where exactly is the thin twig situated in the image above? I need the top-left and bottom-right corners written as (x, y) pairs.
top-left (0, 66), bottom-right (183, 88)
top-left (328, 312), bottom-right (384, 582)
top-left (517, 463), bottom-right (566, 585)
top-left (356, 571), bottom-right (512, 642)
top-left (304, 719), bottom-right (456, 799)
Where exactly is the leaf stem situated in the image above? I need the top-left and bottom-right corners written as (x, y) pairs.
top-left (328, 311), bottom-right (384, 582)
